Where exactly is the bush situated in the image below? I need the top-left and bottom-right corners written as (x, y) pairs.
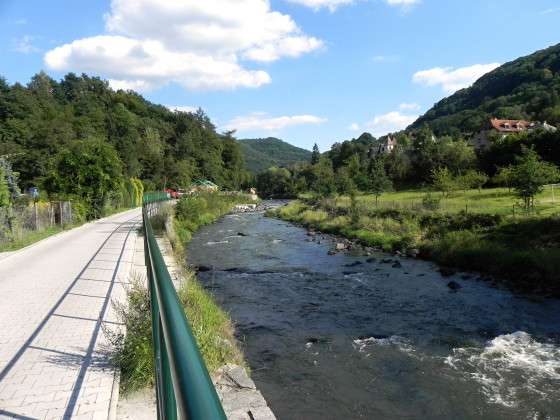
top-left (422, 193), bottom-right (441, 211)
top-left (108, 273), bottom-right (154, 394)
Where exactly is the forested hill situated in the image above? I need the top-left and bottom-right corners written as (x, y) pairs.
top-left (0, 72), bottom-right (248, 192)
top-left (410, 43), bottom-right (560, 135)
top-left (238, 137), bottom-right (312, 173)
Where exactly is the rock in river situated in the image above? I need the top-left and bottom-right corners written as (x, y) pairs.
top-left (336, 242), bottom-right (347, 251)
top-left (447, 281), bottom-right (462, 290)
top-left (439, 267), bottom-right (456, 277)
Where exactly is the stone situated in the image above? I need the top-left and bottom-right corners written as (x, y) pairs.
top-left (196, 265), bottom-right (213, 272)
top-left (345, 261), bottom-right (363, 267)
top-left (336, 242), bottom-right (347, 251)
top-left (408, 248), bottom-right (420, 258)
top-left (381, 258), bottom-right (393, 264)
top-left (392, 261), bottom-right (402, 268)
top-left (447, 281), bottom-right (462, 290)
top-left (237, 232), bottom-right (248, 237)
top-left (327, 250), bottom-right (336, 255)
top-left (439, 267), bottom-right (456, 277)
top-left (366, 257), bottom-right (376, 263)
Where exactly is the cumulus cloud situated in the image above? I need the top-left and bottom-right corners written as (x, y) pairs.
top-left (366, 111), bottom-right (418, 137)
top-left (348, 122), bottom-right (360, 131)
top-left (13, 35), bottom-right (39, 54)
top-left (286, 0), bottom-right (355, 12)
top-left (399, 102), bottom-right (420, 111)
top-left (413, 63), bottom-right (500, 93)
top-left (384, 0), bottom-right (421, 11)
top-left (44, 0), bottom-right (322, 91)
top-left (224, 112), bottom-right (327, 132)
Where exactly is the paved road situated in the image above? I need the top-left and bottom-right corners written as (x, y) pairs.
top-left (0, 209), bottom-right (142, 419)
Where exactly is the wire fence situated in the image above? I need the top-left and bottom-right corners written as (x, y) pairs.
top-left (0, 201), bottom-right (73, 244)
top-left (360, 198), bottom-right (560, 218)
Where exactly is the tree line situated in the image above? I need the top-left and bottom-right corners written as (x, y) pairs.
top-left (0, 72), bottom-right (250, 218)
top-left (256, 127), bottom-right (560, 210)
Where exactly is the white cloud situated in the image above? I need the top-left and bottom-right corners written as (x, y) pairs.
top-left (286, 0), bottom-right (355, 12)
top-left (348, 122), bottom-right (360, 131)
top-left (541, 7), bottom-right (560, 14)
top-left (243, 36), bottom-right (323, 62)
top-left (166, 105), bottom-right (198, 113)
top-left (225, 112), bottom-right (327, 132)
top-left (15, 19), bottom-right (27, 25)
top-left (13, 35), bottom-right (39, 54)
top-left (44, 0), bottom-right (322, 91)
top-left (366, 111), bottom-right (418, 137)
top-left (413, 63), bottom-right (500, 93)
top-left (399, 102), bottom-right (420, 111)
top-left (384, 0), bottom-right (421, 11)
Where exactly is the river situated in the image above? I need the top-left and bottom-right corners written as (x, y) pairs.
top-left (187, 204), bottom-right (560, 420)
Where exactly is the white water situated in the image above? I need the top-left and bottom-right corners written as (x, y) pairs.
top-left (352, 335), bottom-right (415, 355)
top-left (445, 331), bottom-right (560, 408)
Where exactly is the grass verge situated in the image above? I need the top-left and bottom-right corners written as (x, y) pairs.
top-left (270, 196), bottom-right (560, 297)
top-left (0, 206), bottom-right (136, 253)
top-left (112, 193), bottom-right (250, 394)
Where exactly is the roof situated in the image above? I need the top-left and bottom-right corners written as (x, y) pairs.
top-left (490, 118), bottom-right (536, 133)
top-left (191, 179), bottom-right (218, 187)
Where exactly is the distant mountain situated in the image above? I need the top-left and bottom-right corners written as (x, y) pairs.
top-left (409, 43), bottom-right (560, 135)
top-left (238, 137), bottom-right (312, 173)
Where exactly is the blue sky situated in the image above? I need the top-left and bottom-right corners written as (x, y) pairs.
top-left (1, 0), bottom-right (559, 151)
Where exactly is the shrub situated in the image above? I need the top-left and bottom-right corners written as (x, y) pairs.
top-left (422, 192), bottom-right (441, 211)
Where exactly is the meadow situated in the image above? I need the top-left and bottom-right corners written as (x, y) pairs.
top-left (320, 186), bottom-right (560, 217)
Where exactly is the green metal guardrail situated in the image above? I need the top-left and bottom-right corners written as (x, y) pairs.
top-left (142, 192), bottom-right (226, 420)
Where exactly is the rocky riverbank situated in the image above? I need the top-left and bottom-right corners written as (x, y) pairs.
top-left (187, 205), bottom-right (560, 419)
top-left (232, 201), bottom-right (286, 213)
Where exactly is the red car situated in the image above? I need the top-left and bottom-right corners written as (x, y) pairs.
top-left (164, 188), bottom-right (179, 199)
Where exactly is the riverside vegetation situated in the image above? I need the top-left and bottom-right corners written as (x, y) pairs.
top-left (111, 193), bottom-right (249, 394)
top-left (270, 187), bottom-right (560, 297)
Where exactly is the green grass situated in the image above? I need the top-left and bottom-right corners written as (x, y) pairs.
top-left (0, 206), bottom-right (136, 253)
top-left (271, 189), bottom-right (560, 296)
top-left (0, 226), bottom-right (65, 252)
top-left (305, 186), bottom-right (560, 217)
top-left (112, 193), bottom-right (250, 394)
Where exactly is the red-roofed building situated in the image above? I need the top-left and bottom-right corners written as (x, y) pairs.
top-left (469, 118), bottom-right (557, 150)
top-left (489, 118), bottom-right (536, 133)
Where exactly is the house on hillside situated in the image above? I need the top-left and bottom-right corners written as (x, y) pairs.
top-left (189, 179), bottom-right (219, 193)
top-left (375, 135), bottom-right (398, 155)
top-left (469, 118), bottom-right (557, 150)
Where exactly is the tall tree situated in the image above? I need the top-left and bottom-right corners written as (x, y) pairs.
top-left (47, 139), bottom-right (124, 218)
top-left (311, 156), bottom-right (336, 197)
top-left (368, 157), bottom-right (392, 204)
top-left (512, 147), bottom-right (559, 210)
top-left (311, 143), bottom-right (320, 165)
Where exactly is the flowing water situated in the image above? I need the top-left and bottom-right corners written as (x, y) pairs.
top-left (188, 204), bottom-right (560, 420)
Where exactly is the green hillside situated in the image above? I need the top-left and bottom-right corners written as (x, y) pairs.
top-left (410, 43), bottom-right (560, 135)
top-left (239, 137), bottom-right (312, 173)
top-left (0, 72), bottom-right (248, 217)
